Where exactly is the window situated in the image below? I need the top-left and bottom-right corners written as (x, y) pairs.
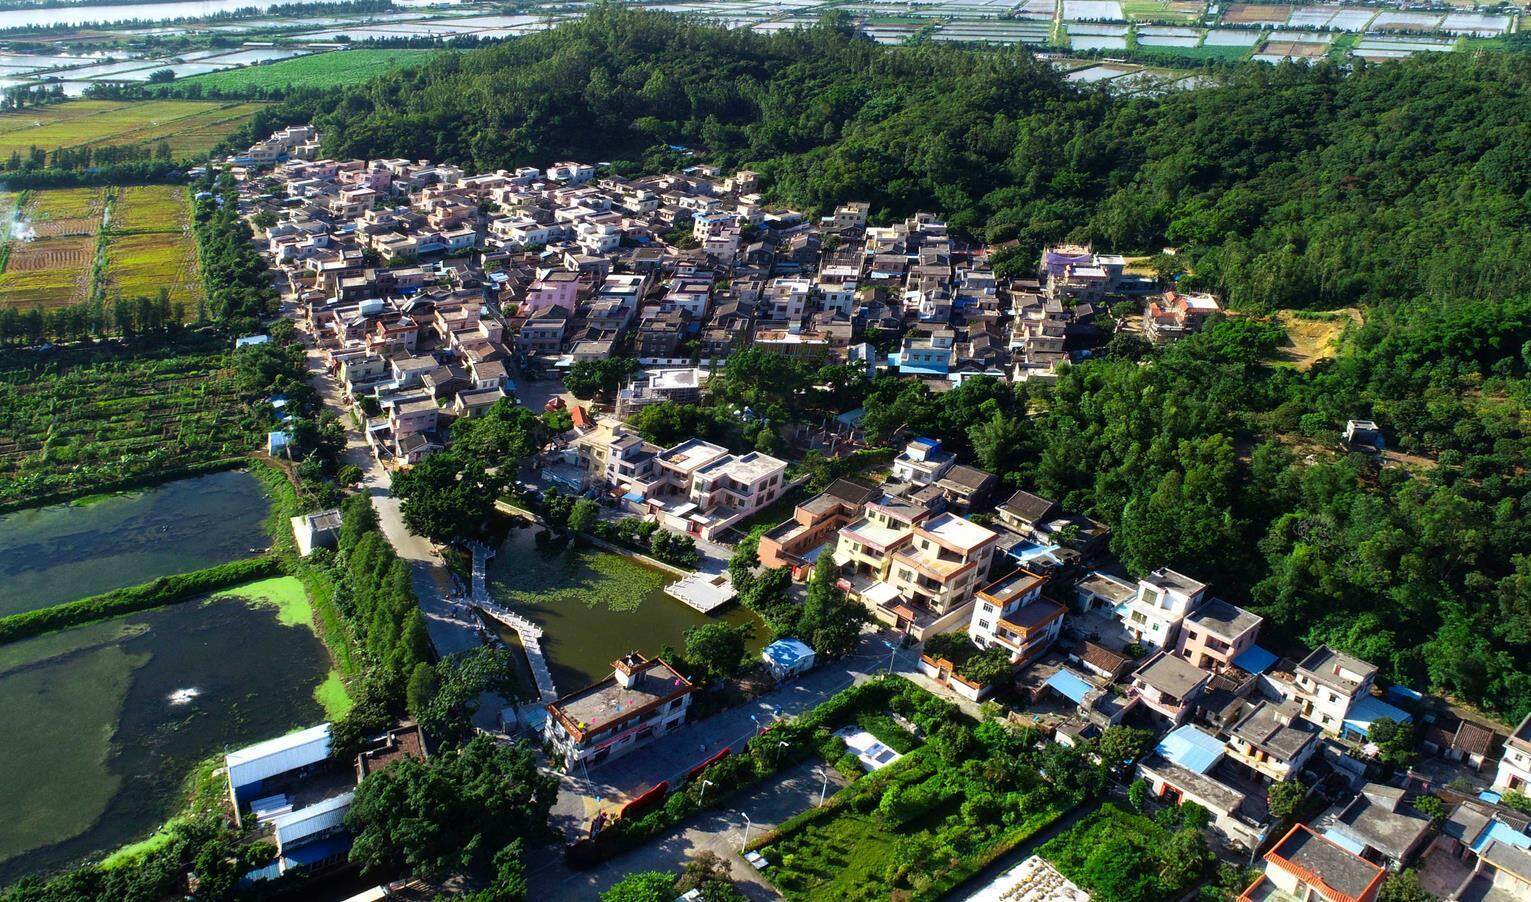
top-left (978, 620), bottom-right (991, 630)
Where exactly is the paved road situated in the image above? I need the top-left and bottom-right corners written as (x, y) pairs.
top-left (305, 351), bottom-right (508, 726)
top-left (530, 759), bottom-right (845, 901)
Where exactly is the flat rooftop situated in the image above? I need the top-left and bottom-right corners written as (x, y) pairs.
top-left (658, 438), bottom-right (728, 472)
top-left (1187, 599), bottom-right (1262, 640)
top-left (921, 512), bottom-right (997, 551)
top-left (979, 568), bottom-right (1044, 607)
top-left (549, 658), bottom-right (692, 738)
top-left (1266, 825), bottom-right (1384, 902)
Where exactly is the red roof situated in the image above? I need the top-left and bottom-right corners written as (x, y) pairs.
top-left (571, 405), bottom-right (591, 429)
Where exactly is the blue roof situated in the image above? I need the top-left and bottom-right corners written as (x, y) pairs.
top-left (1480, 790), bottom-right (1504, 804)
top-left (1472, 820), bottom-right (1531, 855)
top-left (1323, 829), bottom-right (1367, 856)
top-left (1233, 645), bottom-right (1278, 675)
top-left (763, 639), bottom-right (815, 669)
top-left (1385, 684), bottom-right (1425, 703)
top-left (280, 833), bottom-right (352, 870)
top-left (622, 491), bottom-right (644, 503)
top-left (1043, 668), bottom-right (1093, 705)
top-left (1156, 725), bottom-right (1225, 775)
top-left (900, 364), bottom-right (950, 376)
top-left (1343, 694), bottom-right (1412, 737)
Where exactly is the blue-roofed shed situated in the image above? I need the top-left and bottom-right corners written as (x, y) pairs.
top-left (1342, 694), bottom-right (1413, 740)
top-left (1155, 725), bottom-right (1225, 775)
top-left (1233, 644), bottom-right (1278, 675)
top-left (762, 638), bottom-right (816, 680)
top-left (1042, 668), bottom-right (1094, 705)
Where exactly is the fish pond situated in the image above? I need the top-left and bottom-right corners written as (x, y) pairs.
top-left (0, 469), bottom-right (270, 618)
top-left (0, 577), bottom-right (336, 883)
top-left (486, 524), bottom-right (765, 693)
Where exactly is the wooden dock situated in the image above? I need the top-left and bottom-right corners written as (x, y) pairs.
top-left (469, 543), bottom-right (559, 704)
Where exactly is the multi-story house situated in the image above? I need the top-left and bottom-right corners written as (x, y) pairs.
top-left (1290, 646), bottom-right (1378, 736)
top-left (1145, 291), bottom-right (1222, 344)
top-left (758, 479), bottom-right (881, 580)
top-left (544, 653), bottom-right (694, 768)
top-left (1178, 599), bottom-right (1263, 674)
top-left (1224, 700), bottom-right (1320, 784)
top-left (1493, 713), bottom-right (1531, 792)
top-left (1122, 568), bottom-right (1208, 650)
top-left (968, 568), bottom-right (1065, 668)
top-left (666, 451), bottom-right (788, 539)
top-left (1130, 650), bottom-right (1212, 726)
top-left (836, 506), bottom-right (997, 640)
top-left (515, 310), bottom-right (569, 357)
top-left (574, 420), bottom-right (660, 497)
top-left (890, 437), bottom-right (955, 488)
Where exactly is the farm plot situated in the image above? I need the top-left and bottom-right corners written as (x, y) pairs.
top-left (1122, 0), bottom-right (1204, 22)
top-left (103, 232), bottom-right (202, 308)
top-left (0, 100), bottom-right (267, 163)
top-left (110, 185), bottom-right (188, 235)
top-left (1221, 2), bottom-right (1291, 23)
top-left (0, 237), bottom-right (93, 310)
top-left (179, 49), bottom-right (435, 92)
top-left (24, 187), bottom-right (104, 238)
top-left (0, 340), bottom-right (257, 508)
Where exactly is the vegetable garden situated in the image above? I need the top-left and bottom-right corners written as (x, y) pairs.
top-left (0, 339), bottom-right (260, 508)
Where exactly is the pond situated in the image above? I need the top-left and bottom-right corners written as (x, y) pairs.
top-left (0, 0), bottom-right (321, 30)
top-left (486, 524), bottom-right (765, 693)
top-left (0, 581), bottom-right (333, 883)
top-left (0, 469), bottom-right (271, 618)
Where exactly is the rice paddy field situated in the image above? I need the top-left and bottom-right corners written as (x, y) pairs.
top-left (0, 185), bottom-right (202, 314)
top-left (179, 48), bottom-right (435, 92)
top-left (0, 99), bottom-right (267, 162)
top-left (104, 186), bottom-right (203, 308)
top-left (1122, 0), bottom-right (1205, 22)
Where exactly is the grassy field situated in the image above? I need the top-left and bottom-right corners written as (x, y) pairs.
top-left (1123, 0), bottom-right (1205, 22)
top-left (181, 49), bottom-right (435, 92)
top-left (0, 99), bottom-right (268, 162)
top-left (0, 339), bottom-right (256, 508)
top-left (1135, 41), bottom-right (1254, 60)
top-left (111, 185), bottom-right (186, 235)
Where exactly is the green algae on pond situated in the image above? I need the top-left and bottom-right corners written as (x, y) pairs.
top-left (0, 590), bottom-right (332, 883)
top-left (486, 525), bottom-right (766, 692)
top-left (0, 470), bottom-right (271, 618)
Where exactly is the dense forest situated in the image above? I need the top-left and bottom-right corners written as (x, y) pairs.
top-left (233, 9), bottom-right (1531, 720)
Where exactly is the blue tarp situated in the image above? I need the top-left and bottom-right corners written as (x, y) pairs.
top-left (1043, 668), bottom-right (1093, 705)
top-left (762, 639), bottom-right (816, 676)
top-left (1156, 725), bottom-right (1225, 775)
top-left (1343, 694), bottom-right (1412, 738)
top-left (1233, 645), bottom-right (1278, 675)
top-left (1385, 684), bottom-right (1425, 704)
top-left (622, 491), bottom-right (645, 504)
top-left (1480, 790), bottom-right (1504, 804)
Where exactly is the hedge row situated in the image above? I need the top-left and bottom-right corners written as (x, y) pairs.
top-left (0, 555), bottom-right (282, 645)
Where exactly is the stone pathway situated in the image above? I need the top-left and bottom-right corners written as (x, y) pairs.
top-left (470, 541), bottom-right (559, 704)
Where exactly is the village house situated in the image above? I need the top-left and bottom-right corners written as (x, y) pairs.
top-left (544, 653), bottom-right (694, 768)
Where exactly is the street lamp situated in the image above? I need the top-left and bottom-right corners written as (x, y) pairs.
top-left (739, 811), bottom-right (755, 851)
top-left (697, 778), bottom-right (714, 807)
top-left (885, 635), bottom-right (901, 674)
top-left (775, 739), bottom-right (789, 768)
top-left (818, 767), bottom-right (831, 807)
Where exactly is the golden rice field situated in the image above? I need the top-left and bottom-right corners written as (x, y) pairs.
top-left (0, 185), bottom-right (202, 314)
top-left (0, 99), bottom-right (268, 162)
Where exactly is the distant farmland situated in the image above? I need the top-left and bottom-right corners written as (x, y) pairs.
top-left (0, 99), bottom-right (267, 163)
top-left (180, 49), bottom-right (436, 92)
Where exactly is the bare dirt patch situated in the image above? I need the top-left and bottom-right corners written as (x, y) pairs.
top-left (1275, 307), bottom-right (1362, 369)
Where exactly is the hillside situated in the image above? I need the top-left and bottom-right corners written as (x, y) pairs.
top-left (233, 8), bottom-right (1531, 720)
top-left (250, 6), bottom-right (1531, 312)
